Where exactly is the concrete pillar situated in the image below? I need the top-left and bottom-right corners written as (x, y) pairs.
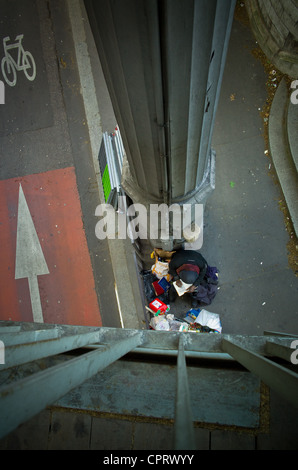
top-left (85, 0), bottom-right (236, 249)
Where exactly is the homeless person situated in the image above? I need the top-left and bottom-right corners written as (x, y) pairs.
top-left (168, 249), bottom-right (208, 307)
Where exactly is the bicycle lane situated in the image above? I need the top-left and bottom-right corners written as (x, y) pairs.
top-left (0, 0), bottom-right (53, 136)
top-left (0, 168), bottom-right (102, 326)
top-left (0, 0), bottom-right (115, 327)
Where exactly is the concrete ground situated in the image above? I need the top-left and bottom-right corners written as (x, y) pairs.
top-left (203, 6), bottom-right (298, 336)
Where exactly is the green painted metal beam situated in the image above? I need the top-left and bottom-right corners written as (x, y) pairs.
top-left (174, 335), bottom-right (195, 450)
top-left (0, 331), bottom-right (144, 439)
top-left (222, 338), bottom-right (298, 410)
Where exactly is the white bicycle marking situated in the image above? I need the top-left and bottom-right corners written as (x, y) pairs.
top-left (1, 35), bottom-right (36, 87)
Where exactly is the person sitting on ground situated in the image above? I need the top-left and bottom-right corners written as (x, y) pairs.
top-left (168, 249), bottom-right (208, 307)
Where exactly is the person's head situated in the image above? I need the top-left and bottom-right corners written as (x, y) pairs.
top-left (179, 270), bottom-right (198, 285)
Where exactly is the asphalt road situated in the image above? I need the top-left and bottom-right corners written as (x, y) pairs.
top-left (0, 0), bottom-right (121, 328)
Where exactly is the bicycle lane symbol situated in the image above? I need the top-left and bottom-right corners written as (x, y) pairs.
top-left (1, 35), bottom-right (36, 87)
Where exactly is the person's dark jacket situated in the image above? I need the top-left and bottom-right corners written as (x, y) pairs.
top-left (169, 249), bottom-right (207, 287)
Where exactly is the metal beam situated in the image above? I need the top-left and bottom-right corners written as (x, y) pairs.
top-left (1, 329), bottom-right (103, 370)
top-left (174, 335), bottom-right (195, 450)
top-left (0, 328), bottom-right (60, 346)
top-left (86, 343), bottom-right (234, 361)
top-left (264, 330), bottom-right (298, 338)
top-left (0, 331), bottom-right (143, 439)
top-left (222, 338), bottom-right (298, 410)
top-left (265, 338), bottom-right (298, 364)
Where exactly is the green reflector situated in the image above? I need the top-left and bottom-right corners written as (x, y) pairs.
top-left (102, 165), bottom-right (111, 202)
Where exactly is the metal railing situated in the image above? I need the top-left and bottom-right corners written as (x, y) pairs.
top-left (98, 126), bottom-right (125, 207)
top-left (0, 321), bottom-right (297, 448)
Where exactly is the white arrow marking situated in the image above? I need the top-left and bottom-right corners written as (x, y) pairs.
top-left (15, 184), bottom-right (49, 322)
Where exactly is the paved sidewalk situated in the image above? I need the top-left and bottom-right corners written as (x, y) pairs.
top-left (198, 6), bottom-right (298, 335)
top-left (151, 6), bottom-right (298, 335)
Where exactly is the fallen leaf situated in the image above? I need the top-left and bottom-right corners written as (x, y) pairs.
top-left (60, 58), bottom-right (66, 68)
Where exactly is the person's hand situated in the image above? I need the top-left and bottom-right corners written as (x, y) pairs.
top-left (187, 285), bottom-right (196, 293)
top-left (176, 279), bottom-right (182, 287)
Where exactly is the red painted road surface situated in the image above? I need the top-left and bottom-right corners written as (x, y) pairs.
top-left (0, 167), bottom-right (102, 326)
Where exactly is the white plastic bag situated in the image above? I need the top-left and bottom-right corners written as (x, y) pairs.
top-left (166, 314), bottom-right (189, 332)
top-left (150, 315), bottom-right (170, 331)
top-left (196, 309), bottom-right (222, 333)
